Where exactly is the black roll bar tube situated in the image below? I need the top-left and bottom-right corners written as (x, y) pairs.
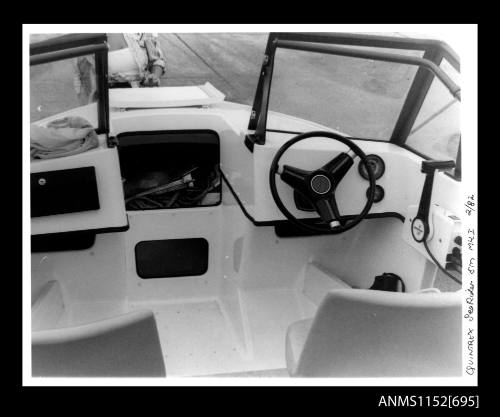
top-left (94, 44), bottom-right (110, 137)
top-left (30, 33), bottom-right (108, 56)
top-left (271, 33), bottom-right (459, 70)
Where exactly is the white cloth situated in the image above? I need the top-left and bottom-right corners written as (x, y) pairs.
top-left (30, 116), bottom-right (98, 159)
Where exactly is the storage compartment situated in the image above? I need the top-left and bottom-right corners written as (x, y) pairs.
top-left (117, 130), bottom-right (221, 210)
top-left (31, 167), bottom-right (100, 217)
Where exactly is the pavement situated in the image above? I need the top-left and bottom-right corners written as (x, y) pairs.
top-left (158, 33), bottom-right (419, 139)
top-left (157, 33), bottom-right (267, 106)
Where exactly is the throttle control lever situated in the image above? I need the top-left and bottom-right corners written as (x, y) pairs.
top-left (411, 160), bottom-right (455, 242)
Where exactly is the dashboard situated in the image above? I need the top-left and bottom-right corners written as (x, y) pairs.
top-left (248, 132), bottom-right (428, 223)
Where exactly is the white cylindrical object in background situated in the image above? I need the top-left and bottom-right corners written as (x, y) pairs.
top-left (108, 48), bottom-right (139, 75)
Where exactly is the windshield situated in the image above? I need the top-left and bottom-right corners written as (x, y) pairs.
top-left (268, 45), bottom-right (422, 140)
top-left (29, 32), bottom-right (460, 165)
top-left (29, 34), bottom-right (107, 130)
top-left (246, 32), bottom-right (461, 175)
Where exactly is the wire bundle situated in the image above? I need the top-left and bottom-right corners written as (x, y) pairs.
top-left (124, 165), bottom-right (220, 210)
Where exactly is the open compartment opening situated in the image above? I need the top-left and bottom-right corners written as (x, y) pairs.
top-left (117, 130), bottom-right (221, 210)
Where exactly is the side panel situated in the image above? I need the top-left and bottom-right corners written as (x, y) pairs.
top-left (31, 138), bottom-right (128, 235)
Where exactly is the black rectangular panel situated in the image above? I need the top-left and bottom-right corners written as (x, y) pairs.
top-left (135, 238), bottom-right (209, 279)
top-left (31, 167), bottom-right (100, 217)
top-left (31, 231), bottom-right (96, 252)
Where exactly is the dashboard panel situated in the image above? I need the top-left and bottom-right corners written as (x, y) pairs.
top-left (251, 132), bottom-right (428, 222)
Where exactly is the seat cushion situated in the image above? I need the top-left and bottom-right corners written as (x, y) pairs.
top-left (285, 318), bottom-right (313, 375)
top-left (286, 289), bottom-right (462, 377)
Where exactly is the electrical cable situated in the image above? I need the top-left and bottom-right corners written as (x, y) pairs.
top-left (423, 239), bottom-right (462, 285)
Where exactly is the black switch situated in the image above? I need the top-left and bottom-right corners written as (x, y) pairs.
top-left (452, 247), bottom-right (461, 258)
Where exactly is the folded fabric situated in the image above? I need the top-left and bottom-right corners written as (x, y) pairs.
top-left (30, 116), bottom-right (99, 159)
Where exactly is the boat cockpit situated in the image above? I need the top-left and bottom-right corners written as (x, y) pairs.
top-left (29, 32), bottom-right (464, 379)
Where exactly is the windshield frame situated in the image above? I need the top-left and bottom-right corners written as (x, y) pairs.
top-left (245, 32), bottom-right (460, 176)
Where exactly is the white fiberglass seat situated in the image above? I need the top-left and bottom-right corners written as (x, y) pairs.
top-left (31, 281), bottom-right (166, 377)
top-left (32, 310), bottom-right (166, 377)
top-left (286, 289), bottom-right (462, 377)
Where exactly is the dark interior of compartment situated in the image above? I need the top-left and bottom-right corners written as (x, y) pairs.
top-left (117, 130), bottom-right (221, 210)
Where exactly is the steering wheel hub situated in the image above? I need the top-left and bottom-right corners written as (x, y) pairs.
top-left (310, 174), bottom-right (331, 195)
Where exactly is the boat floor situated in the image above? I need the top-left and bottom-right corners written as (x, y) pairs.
top-left (130, 288), bottom-right (306, 377)
top-left (49, 269), bottom-right (459, 378)
top-left (57, 287), bottom-right (310, 377)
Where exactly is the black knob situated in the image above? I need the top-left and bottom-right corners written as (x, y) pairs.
top-left (454, 236), bottom-right (462, 246)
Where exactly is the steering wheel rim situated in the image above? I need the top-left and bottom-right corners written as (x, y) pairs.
top-left (269, 131), bottom-right (376, 234)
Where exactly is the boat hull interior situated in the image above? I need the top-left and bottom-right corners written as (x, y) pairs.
top-left (31, 104), bottom-right (462, 377)
top-left (29, 32), bottom-right (465, 380)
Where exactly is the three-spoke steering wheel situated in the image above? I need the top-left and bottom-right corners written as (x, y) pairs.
top-left (269, 131), bottom-right (376, 234)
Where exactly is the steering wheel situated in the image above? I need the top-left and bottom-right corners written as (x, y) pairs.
top-left (269, 131), bottom-right (376, 234)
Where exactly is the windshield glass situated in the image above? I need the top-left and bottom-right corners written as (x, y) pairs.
top-left (268, 45), bottom-right (422, 140)
top-left (30, 34), bottom-right (100, 127)
top-left (405, 58), bottom-right (460, 161)
top-left (30, 54), bottom-right (98, 126)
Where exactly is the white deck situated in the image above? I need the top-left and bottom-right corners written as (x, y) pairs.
top-left (31, 202), bottom-right (437, 377)
top-left (39, 287), bottom-right (312, 377)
